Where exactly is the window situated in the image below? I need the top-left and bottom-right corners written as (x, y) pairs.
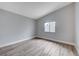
top-left (44, 22), bottom-right (50, 32)
top-left (44, 22), bottom-right (56, 32)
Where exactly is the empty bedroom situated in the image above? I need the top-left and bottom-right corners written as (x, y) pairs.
top-left (0, 2), bottom-right (79, 56)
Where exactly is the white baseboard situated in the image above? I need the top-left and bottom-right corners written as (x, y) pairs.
top-left (0, 36), bottom-right (75, 48)
top-left (0, 36), bottom-right (35, 48)
top-left (37, 36), bottom-right (75, 46)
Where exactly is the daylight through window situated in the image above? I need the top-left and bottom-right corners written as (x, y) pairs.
top-left (44, 22), bottom-right (56, 32)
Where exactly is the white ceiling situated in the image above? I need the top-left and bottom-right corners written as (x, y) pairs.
top-left (0, 2), bottom-right (72, 19)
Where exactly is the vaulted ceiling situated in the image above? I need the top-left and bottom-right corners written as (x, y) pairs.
top-left (0, 2), bottom-right (72, 19)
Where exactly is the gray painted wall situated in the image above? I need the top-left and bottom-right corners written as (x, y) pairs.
top-left (36, 3), bottom-right (75, 45)
top-left (75, 2), bottom-right (79, 54)
top-left (0, 9), bottom-right (35, 46)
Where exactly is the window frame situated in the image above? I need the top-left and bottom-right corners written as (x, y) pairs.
top-left (44, 21), bottom-right (56, 33)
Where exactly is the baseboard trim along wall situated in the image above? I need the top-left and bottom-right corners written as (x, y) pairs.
top-left (0, 36), bottom-right (75, 49)
top-left (35, 37), bottom-right (75, 46)
top-left (0, 36), bottom-right (35, 48)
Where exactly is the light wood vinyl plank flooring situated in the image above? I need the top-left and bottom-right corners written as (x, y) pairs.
top-left (0, 38), bottom-right (77, 56)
